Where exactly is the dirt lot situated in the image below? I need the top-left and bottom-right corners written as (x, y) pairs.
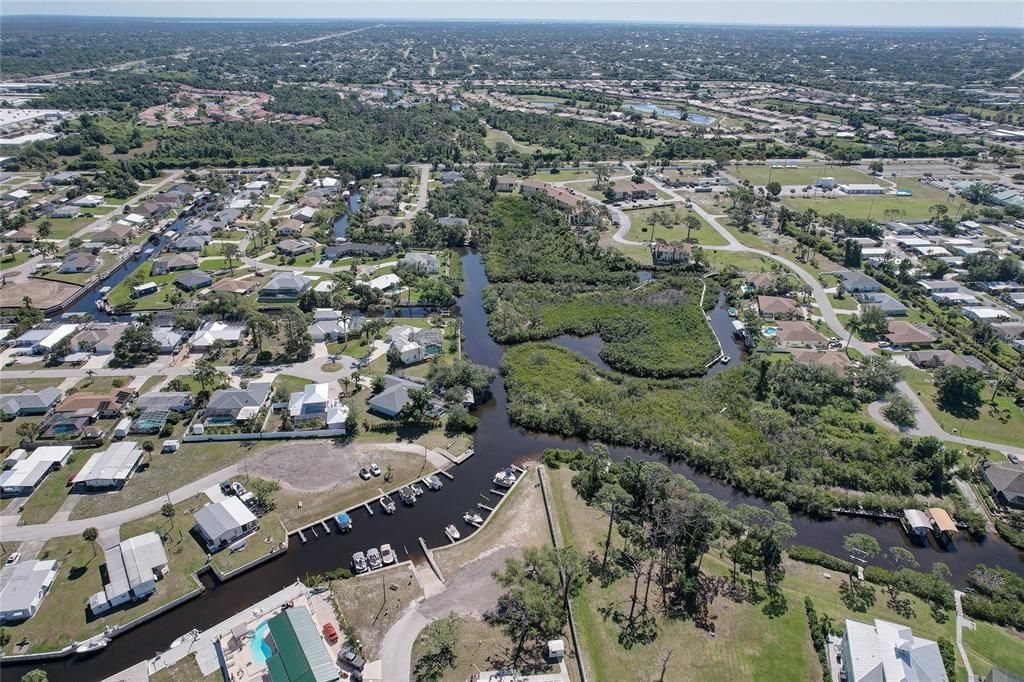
top-left (0, 278), bottom-right (81, 310)
top-left (246, 441), bottom-right (425, 492)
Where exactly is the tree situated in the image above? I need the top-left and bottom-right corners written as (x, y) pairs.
top-left (683, 214), bottom-right (701, 243)
top-left (398, 388), bottom-right (433, 426)
top-left (868, 160), bottom-right (884, 175)
top-left (221, 242), bottom-right (239, 271)
top-left (112, 324), bottom-right (160, 367)
top-left (37, 220), bottom-right (52, 240)
top-left (857, 304), bottom-right (888, 341)
top-left (445, 404), bottom-right (477, 434)
top-left (15, 421), bottom-right (37, 443)
top-left (245, 312), bottom-right (277, 353)
top-left (413, 613), bottom-right (458, 681)
top-left (934, 365), bottom-right (986, 416)
top-left (842, 533), bottom-right (880, 585)
top-left (161, 502), bottom-right (175, 518)
top-left (882, 394), bottom-right (918, 430)
top-left (82, 526), bottom-right (99, 558)
top-left (595, 482), bottom-right (632, 570)
top-left (766, 180), bottom-right (782, 198)
top-left (20, 670), bottom-right (48, 682)
top-left (194, 358), bottom-right (228, 392)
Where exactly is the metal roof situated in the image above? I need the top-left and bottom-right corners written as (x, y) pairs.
top-left (0, 560), bottom-right (59, 616)
top-left (265, 606), bottom-right (338, 682)
top-left (102, 532), bottom-right (168, 601)
top-left (926, 508), bottom-right (958, 535)
top-left (76, 442), bottom-right (142, 485)
top-left (194, 496), bottom-right (257, 543)
top-left (903, 509), bottom-right (932, 532)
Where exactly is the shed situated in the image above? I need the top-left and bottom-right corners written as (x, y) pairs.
top-left (902, 509), bottom-right (932, 536)
top-left (113, 418), bottom-right (132, 439)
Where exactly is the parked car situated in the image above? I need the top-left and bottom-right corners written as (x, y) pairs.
top-left (340, 648), bottom-right (366, 671)
top-left (359, 466), bottom-right (372, 480)
top-left (369, 463), bottom-right (382, 477)
top-left (220, 480), bottom-right (232, 494)
top-left (5, 552), bottom-right (22, 566)
top-left (322, 623), bottom-right (339, 643)
top-left (380, 544), bottom-right (395, 565)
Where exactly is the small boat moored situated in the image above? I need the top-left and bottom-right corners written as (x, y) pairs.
top-left (493, 468), bottom-right (517, 488)
top-left (75, 635), bottom-right (111, 654)
top-left (398, 487), bottom-right (416, 506)
top-left (728, 307), bottom-right (738, 317)
top-left (334, 512), bottom-right (352, 532)
top-left (423, 474), bottom-right (443, 490)
top-left (379, 495), bottom-right (396, 514)
top-left (445, 524), bottom-right (461, 542)
top-left (463, 511), bottom-right (483, 525)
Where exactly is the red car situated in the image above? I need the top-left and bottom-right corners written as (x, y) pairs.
top-left (322, 623), bottom-right (338, 643)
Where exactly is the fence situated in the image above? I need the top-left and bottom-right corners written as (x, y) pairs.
top-left (183, 428), bottom-right (348, 443)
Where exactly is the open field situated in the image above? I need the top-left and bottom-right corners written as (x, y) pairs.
top-left (731, 164), bottom-right (871, 187)
top-left (333, 564), bottom-right (423, 659)
top-left (899, 366), bottom-right (1024, 448)
top-left (783, 179), bottom-right (958, 221)
top-left (483, 126), bottom-right (556, 155)
top-left (622, 206), bottom-right (726, 245)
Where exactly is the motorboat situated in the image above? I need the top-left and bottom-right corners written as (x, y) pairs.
top-left (169, 629), bottom-right (200, 649)
top-left (366, 547), bottom-right (383, 570)
top-left (445, 525), bottom-right (461, 541)
top-left (398, 487), bottom-right (416, 506)
top-left (493, 468), bottom-right (517, 488)
top-left (380, 544), bottom-right (395, 565)
top-left (728, 307), bottom-right (737, 317)
top-left (463, 511), bottom-right (483, 525)
top-left (75, 635), bottom-right (110, 654)
top-left (379, 495), bottom-right (396, 514)
top-left (423, 474), bottom-right (443, 490)
top-left (352, 551), bottom-right (368, 573)
top-left (410, 483), bottom-right (424, 497)
top-left (720, 355), bottom-right (731, 364)
top-left (334, 512), bottom-right (352, 532)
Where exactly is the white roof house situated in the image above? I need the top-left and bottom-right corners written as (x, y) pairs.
top-left (193, 496), bottom-right (259, 553)
top-left (75, 441), bottom-right (143, 489)
top-left (0, 446), bottom-right (73, 495)
top-left (313, 177), bottom-right (339, 188)
top-left (89, 531), bottom-right (169, 615)
top-left (0, 560), bottom-right (59, 623)
top-left (288, 383), bottom-right (330, 418)
top-left (366, 273), bottom-right (401, 291)
top-left (189, 321), bottom-right (244, 349)
top-left (962, 307), bottom-right (1012, 322)
top-left (20, 324), bottom-right (78, 354)
top-left (842, 618), bottom-right (948, 682)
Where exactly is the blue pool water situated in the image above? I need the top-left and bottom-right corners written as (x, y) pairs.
top-left (251, 622), bottom-right (272, 665)
top-left (762, 326), bottom-right (779, 338)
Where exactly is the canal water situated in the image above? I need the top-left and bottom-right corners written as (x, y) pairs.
top-left (7, 252), bottom-right (1022, 681)
top-left (332, 192), bottom-right (362, 241)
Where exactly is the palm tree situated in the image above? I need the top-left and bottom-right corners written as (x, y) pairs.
top-left (684, 214), bottom-right (700, 243)
top-left (85, 369), bottom-right (97, 385)
top-left (82, 527), bottom-right (99, 559)
top-left (845, 314), bottom-right (863, 359)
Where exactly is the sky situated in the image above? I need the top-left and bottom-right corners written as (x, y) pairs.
top-left (4, 0), bottom-right (1023, 28)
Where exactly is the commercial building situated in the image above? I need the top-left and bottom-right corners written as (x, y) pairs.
top-left (263, 606), bottom-right (340, 682)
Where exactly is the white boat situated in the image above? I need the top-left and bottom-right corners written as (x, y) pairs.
top-left (445, 524), bottom-right (461, 541)
top-left (463, 511), bottom-right (483, 525)
top-left (720, 355), bottom-right (731, 364)
top-left (493, 468), bottom-right (517, 488)
top-left (75, 635), bottom-right (110, 654)
top-left (379, 495), bottom-right (396, 514)
top-left (170, 629), bottom-right (200, 649)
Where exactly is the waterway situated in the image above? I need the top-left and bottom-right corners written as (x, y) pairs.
top-left (624, 102), bottom-right (716, 125)
top-left (7, 252), bottom-right (1022, 681)
top-left (331, 192), bottom-right (362, 241)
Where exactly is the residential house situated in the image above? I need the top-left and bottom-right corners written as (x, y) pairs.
top-left (135, 391), bottom-right (193, 413)
top-left (962, 306), bottom-right (1012, 323)
top-left (521, 180), bottom-right (594, 225)
top-left (59, 252), bottom-right (101, 273)
top-left (72, 194), bottom-right (104, 208)
top-left (0, 388), bottom-right (62, 417)
top-left (189, 321), bottom-right (244, 350)
top-left (259, 272), bottom-right (311, 301)
top-left (857, 292), bottom-right (908, 317)
top-left (203, 382), bottom-right (271, 424)
top-left (836, 270), bottom-right (881, 293)
top-left (153, 327), bottom-right (184, 354)
top-left (399, 252), bottom-right (440, 273)
top-left (132, 282), bottom-right (158, 299)
top-left (0, 560), bottom-right (59, 623)
top-left (882, 321), bottom-right (938, 349)
top-left (175, 270), bottom-right (213, 291)
top-left (50, 205), bottom-right (81, 219)
top-left (367, 215), bottom-right (402, 230)
top-left (261, 606), bottom-right (339, 682)
top-left (286, 382), bottom-right (349, 430)
top-left (438, 216), bottom-right (469, 229)
top-left (307, 311), bottom-right (353, 342)
top-left (74, 441), bottom-right (143, 489)
top-left (992, 322), bottom-right (1024, 342)
top-left (291, 206), bottom-right (317, 223)
top-left (917, 280), bottom-right (959, 295)
top-left (907, 350), bottom-right (990, 375)
top-left (70, 323), bottom-right (128, 354)
top-left (171, 235), bottom-right (208, 252)
top-left (312, 177), bottom-right (340, 190)
top-left (210, 277), bottom-right (258, 295)
top-left (276, 238), bottom-right (316, 257)
top-left (324, 242), bottom-right (393, 259)
top-left (18, 324), bottom-right (78, 355)
top-left (741, 272), bottom-right (778, 294)
top-left (610, 180), bottom-right (657, 201)
top-left (981, 461), bottom-right (1024, 510)
top-left (275, 218), bottom-right (304, 236)
top-left (54, 392), bottom-right (129, 419)
top-left (774, 321), bottom-right (827, 348)
top-left (186, 219), bottom-right (220, 236)
top-left (0, 446), bottom-right (73, 496)
top-left (134, 201), bottom-right (170, 219)
top-left (792, 350), bottom-right (853, 377)
top-left (758, 295), bottom-right (799, 319)
top-left (151, 253), bottom-right (200, 275)
top-left (495, 175), bottom-right (518, 192)
top-left (88, 532), bottom-right (169, 616)
top-left (92, 224), bottom-right (133, 243)
top-left (365, 273), bottom-right (401, 292)
top-left (842, 618), bottom-right (948, 682)
top-left (440, 170), bottom-right (464, 185)
top-left (368, 375), bottom-right (427, 418)
top-left (296, 196), bottom-right (324, 209)
top-left (651, 242), bottom-right (691, 265)
top-left (192, 497), bottom-right (259, 553)
top-left (386, 325), bottom-right (444, 365)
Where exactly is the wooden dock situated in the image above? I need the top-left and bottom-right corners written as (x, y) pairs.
top-left (363, 502), bottom-right (374, 516)
top-left (297, 529), bottom-right (307, 544)
top-left (320, 520), bottom-right (330, 534)
top-left (439, 470), bottom-right (455, 481)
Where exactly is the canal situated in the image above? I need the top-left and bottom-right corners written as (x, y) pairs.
top-left (331, 192), bottom-right (362, 241)
top-left (6, 251), bottom-right (1022, 680)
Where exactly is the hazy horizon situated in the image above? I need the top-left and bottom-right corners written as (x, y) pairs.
top-left (4, 1), bottom-right (1023, 28)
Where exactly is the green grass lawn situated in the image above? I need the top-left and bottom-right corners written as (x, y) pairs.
top-left (271, 373), bottom-right (311, 397)
top-left (16, 447), bottom-right (100, 525)
top-left (829, 293), bottom-right (859, 311)
top-left (622, 206), bottom-right (726, 245)
top-left (530, 168), bottom-right (615, 183)
top-left (0, 251), bottom-right (32, 271)
top-left (265, 249), bottom-right (321, 267)
top-left (75, 375), bottom-right (132, 393)
top-left (199, 258), bottom-right (226, 271)
top-left (731, 164), bottom-right (871, 187)
top-left (783, 179), bottom-right (957, 222)
top-left (704, 249), bottom-right (778, 272)
top-left (898, 367), bottom-right (1024, 448)
top-left (483, 126), bottom-right (556, 155)
top-left (32, 216), bottom-right (95, 240)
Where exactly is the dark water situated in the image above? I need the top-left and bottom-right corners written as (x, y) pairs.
top-left (61, 217), bottom-right (191, 322)
top-left (7, 252), bottom-right (1022, 681)
top-left (331, 192), bottom-right (362, 240)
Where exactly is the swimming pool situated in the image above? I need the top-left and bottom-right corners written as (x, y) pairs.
top-left (251, 622), bottom-right (272, 665)
top-left (762, 326), bottom-right (779, 338)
